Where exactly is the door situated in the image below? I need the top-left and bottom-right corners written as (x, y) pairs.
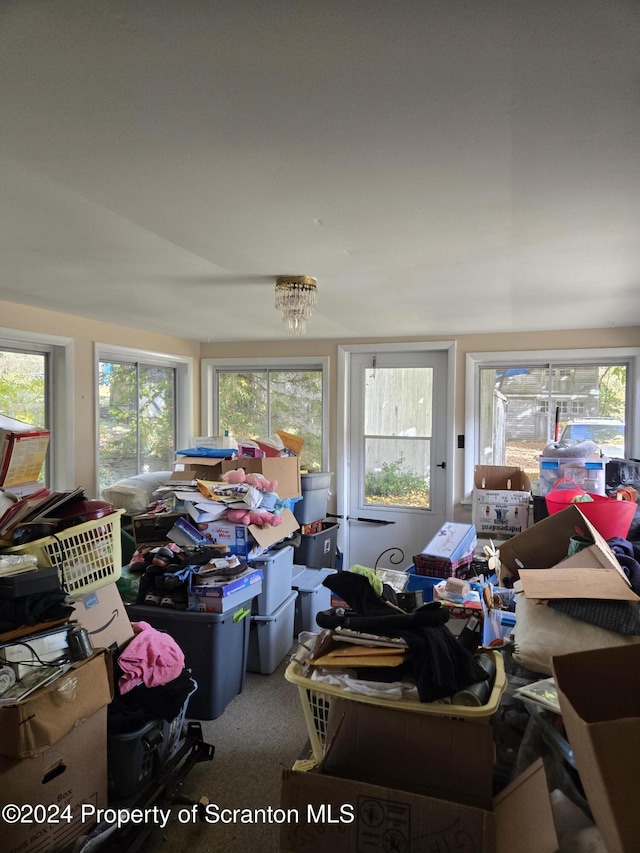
top-left (342, 349), bottom-right (450, 571)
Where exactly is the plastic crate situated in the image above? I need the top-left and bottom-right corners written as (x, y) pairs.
top-left (284, 651), bottom-right (506, 762)
top-left (1, 510), bottom-right (124, 596)
top-left (108, 677), bottom-right (197, 798)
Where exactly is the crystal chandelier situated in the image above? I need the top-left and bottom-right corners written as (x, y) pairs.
top-left (275, 275), bottom-right (317, 336)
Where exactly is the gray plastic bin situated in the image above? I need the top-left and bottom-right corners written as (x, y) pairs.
top-left (293, 472), bottom-right (333, 524)
top-left (291, 567), bottom-right (336, 635)
top-left (126, 603), bottom-right (252, 720)
top-left (250, 544), bottom-right (294, 616)
top-left (247, 591), bottom-right (297, 675)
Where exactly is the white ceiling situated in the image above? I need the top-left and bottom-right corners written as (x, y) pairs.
top-left (1, 1), bottom-right (639, 343)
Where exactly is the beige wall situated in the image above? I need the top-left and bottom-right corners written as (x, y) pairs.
top-left (0, 300), bottom-right (201, 497)
top-left (2, 297), bottom-right (638, 507)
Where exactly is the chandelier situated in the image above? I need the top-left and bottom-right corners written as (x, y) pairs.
top-left (275, 275), bottom-right (317, 336)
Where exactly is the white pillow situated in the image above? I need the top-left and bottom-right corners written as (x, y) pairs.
top-left (512, 580), bottom-right (640, 675)
top-left (101, 471), bottom-right (171, 515)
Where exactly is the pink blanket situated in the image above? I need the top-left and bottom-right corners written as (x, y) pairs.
top-left (118, 620), bottom-right (185, 694)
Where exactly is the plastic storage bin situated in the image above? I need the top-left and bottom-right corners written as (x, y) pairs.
top-left (291, 567), bottom-right (336, 635)
top-left (0, 510), bottom-right (124, 596)
top-left (285, 651), bottom-right (506, 762)
top-left (247, 591), bottom-right (297, 675)
top-left (539, 456), bottom-right (607, 496)
top-left (108, 676), bottom-right (197, 798)
top-left (293, 473), bottom-right (332, 524)
top-left (293, 522), bottom-right (339, 569)
top-left (126, 603), bottom-right (252, 720)
top-left (251, 544), bottom-right (294, 616)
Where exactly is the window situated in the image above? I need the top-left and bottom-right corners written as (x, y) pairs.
top-left (466, 348), bottom-right (639, 498)
top-left (0, 330), bottom-right (72, 489)
top-left (96, 345), bottom-right (192, 494)
top-left (202, 358), bottom-right (329, 473)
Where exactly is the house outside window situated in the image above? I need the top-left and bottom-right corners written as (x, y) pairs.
top-left (466, 348), bottom-right (639, 497)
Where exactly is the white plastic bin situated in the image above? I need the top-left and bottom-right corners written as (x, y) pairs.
top-left (247, 591), bottom-right (298, 675)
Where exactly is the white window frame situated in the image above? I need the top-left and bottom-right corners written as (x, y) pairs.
top-left (464, 346), bottom-right (640, 502)
top-left (0, 327), bottom-right (74, 491)
top-left (201, 356), bottom-right (330, 470)
top-left (94, 343), bottom-right (193, 496)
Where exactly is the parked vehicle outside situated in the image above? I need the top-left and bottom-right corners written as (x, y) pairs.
top-left (559, 417), bottom-right (626, 459)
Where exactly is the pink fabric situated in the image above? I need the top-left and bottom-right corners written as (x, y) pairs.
top-left (118, 620), bottom-right (185, 694)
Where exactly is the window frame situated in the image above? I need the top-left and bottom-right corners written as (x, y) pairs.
top-left (94, 343), bottom-right (193, 495)
top-left (201, 356), bottom-right (330, 470)
top-left (464, 346), bottom-right (640, 502)
top-left (0, 327), bottom-right (73, 490)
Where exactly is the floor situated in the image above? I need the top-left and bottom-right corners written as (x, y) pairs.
top-left (154, 652), bottom-right (310, 853)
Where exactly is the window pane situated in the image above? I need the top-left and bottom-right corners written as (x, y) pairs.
top-left (139, 365), bottom-right (175, 474)
top-left (219, 372), bottom-right (268, 441)
top-left (269, 371), bottom-right (322, 473)
top-left (0, 349), bottom-right (48, 484)
top-left (218, 369), bottom-right (323, 472)
top-left (0, 350), bottom-right (47, 426)
top-left (479, 363), bottom-right (627, 489)
top-left (365, 438), bottom-right (431, 508)
top-left (99, 361), bottom-right (176, 492)
top-left (363, 367), bottom-right (433, 508)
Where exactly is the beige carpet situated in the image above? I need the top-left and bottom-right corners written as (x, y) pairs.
top-left (155, 651), bottom-right (310, 853)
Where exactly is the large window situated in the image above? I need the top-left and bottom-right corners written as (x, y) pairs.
top-left (96, 346), bottom-right (192, 493)
top-left (466, 348), bottom-right (639, 498)
top-left (202, 358), bottom-right (329, 473)
top-left (0, 331), bottom-right (72, 489)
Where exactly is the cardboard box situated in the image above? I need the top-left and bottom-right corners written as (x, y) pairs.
top-left (553, 643), bottom-right (640, 853)
top-left (170, 456), bottom-right (225, 483)
top-left (72, 580), bottom-right (135, 652)
top-left (0, 649), bottom-right (113, 758)
top-left (188, 567), bottom-right (263, 613)
top-left (280, 758), bottom-right (557, 853)
top-left (323, 698), bottom-right (495, 808)
top-left (0, 414), bottom-right (50, 488)
top-left (498, 504), bottom-right (638, 601)
top-left (0, 705), bottom-right (108, 853)
top-left (472, 465), bottom-right (531, 538)
top-left (132, 510), bottom-right (189, 546)
top-left (197, 507), bottom-right (300, 557)
top-left (222, 456), bottom-right (301, 500)
top-left (413, 522), bottom-right (477, 576)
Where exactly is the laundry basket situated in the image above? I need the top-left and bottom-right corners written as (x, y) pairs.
top-left (285, 651), bottom-right (506, 762)
top-left (545, 479), bottom-right (636, 540)
top-left (0, 510), bottom-right (124, 595)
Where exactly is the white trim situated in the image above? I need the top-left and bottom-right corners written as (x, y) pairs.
top-left (464, 346), bottom-right (640, 501)
top-left (0, 328), bottom-right (74, 491)
top-left (94, 343), bottom-right (194, 495)
top-left (201, 356), bottom-right (330, 470)
top-left (338, 341), bottom-right (456, 563)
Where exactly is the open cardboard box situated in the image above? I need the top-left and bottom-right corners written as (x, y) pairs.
top-left (0, 648), bottom-right (113, 759)
top-left (498, 504), bottom-right (638, 602)
top-left (171, 453), bottom-right (301, 499)
top-left (553, 643), bottom-right (640, 853)
top-left (472, 465), bottom-right (531, 538)
top-left (280, 698), bottom-right (558, 853)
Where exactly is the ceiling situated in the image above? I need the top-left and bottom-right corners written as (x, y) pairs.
top-left (1, 1), bottom-right (639, 343)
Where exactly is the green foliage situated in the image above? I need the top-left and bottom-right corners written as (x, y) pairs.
top-left (365, 454), bottom-right (429, 499)
top-left (219, 369), bottom-right (323, 472)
